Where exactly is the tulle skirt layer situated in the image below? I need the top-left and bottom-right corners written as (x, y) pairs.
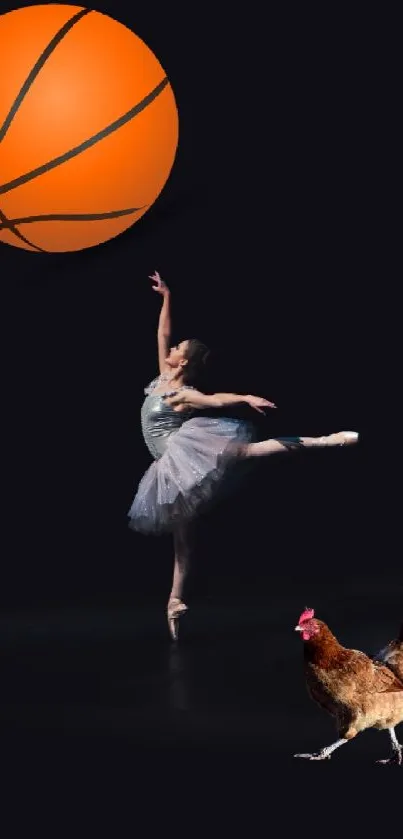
top-left (128, 416), bottom-right (255, 535)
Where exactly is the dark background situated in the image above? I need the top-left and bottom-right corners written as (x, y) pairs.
top-left (0, 0), bottom-right (399, 816)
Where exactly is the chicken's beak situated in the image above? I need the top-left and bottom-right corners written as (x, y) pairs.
top-left (294, 625), bottom-right (302, 632)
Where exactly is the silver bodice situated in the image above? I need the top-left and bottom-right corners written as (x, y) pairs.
top-left (141, 376), bottom-right (193, 460)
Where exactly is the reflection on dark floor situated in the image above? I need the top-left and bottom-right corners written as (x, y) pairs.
top-left (1, 579), bottom-right (401, 767)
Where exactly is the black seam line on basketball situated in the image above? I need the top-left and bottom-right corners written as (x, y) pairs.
top-left (0, 206), bottom-right (147, 229)
top-left (0, 77), bottom-right (170, 196)
top-left (0, 207), bottom-right (47, 252)
top-left (0, 8), bottom-right (92, 145)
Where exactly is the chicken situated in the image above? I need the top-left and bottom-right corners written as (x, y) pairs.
top-left (294, 608), bottom-right (403, 764)
top-left (373, 622), bottom-right (403, 683)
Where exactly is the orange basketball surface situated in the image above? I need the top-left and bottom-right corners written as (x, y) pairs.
top-left (0, 4), bottom-right (179, 253)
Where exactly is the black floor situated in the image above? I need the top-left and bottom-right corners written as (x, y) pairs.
top-left (1, 581), bottom-right (401, 831)
top-left (1, 575), bottom-right (401, 765)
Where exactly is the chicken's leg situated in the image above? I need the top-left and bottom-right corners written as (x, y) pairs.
top-left (376, 727), bottom-right (402, 766)
top-left (294, 738), bottom-right (348, 761)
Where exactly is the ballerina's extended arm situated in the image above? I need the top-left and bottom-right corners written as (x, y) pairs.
top-left (166, 388), bottom-right (276, 414)
top-left (149, 270), bottom-right (171, 374)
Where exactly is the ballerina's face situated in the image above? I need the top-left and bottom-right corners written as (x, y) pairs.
top-left (165, 340), bottom-right (189, 370)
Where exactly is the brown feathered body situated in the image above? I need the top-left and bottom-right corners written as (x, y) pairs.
top-left (303, 620), bottom-right (403, 740)
top-left (374, 623), bottom-right (403, 683)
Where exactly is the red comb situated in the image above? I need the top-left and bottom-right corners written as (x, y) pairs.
top-left (298, 607), bottom-right (315, 623)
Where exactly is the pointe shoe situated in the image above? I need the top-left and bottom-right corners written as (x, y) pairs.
top-left (318, 431), bottom-right (359, 447)
top-left (167, 598), bottom-right (188, 641)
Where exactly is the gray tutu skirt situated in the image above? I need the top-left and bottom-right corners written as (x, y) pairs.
top-left (128, 415), bottom-right (255, 535)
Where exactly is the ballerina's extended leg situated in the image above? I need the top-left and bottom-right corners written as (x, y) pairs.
top-left (167, 524), bottom-right (191, 641)
top-left (240, 430), bottom-right (359, 458)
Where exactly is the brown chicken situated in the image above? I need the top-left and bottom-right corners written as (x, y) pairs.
top-left (373, 622), bottom-right (403, 683)
top-left (294, 608), bottom-right (403, 764)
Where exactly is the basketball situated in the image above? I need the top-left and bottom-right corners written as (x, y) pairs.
top-left (0, 4), bottom-right (179, 253)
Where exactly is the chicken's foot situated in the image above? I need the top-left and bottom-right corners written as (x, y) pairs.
top-left (376, 727), bottom-right (402, 766)
top-left (294, 738), bottom-right (348, 761)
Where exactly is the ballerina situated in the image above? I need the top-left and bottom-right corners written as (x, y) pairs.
top-left (128, 271), bottom-right (359, 640)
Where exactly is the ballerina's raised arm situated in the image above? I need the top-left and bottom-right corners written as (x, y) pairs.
top-left (148, 270), bottom-right (171, 375)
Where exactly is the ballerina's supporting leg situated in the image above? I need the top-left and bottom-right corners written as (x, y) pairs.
top-left (240, 430), bottom-right (359, 458)
top-left (167, 523), bottom-right (192, 641)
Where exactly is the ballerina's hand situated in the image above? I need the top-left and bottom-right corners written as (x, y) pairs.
top-left (244, 395), bottom-right (277, 413)
top-left (148, 270), bottom-right (169, 296)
